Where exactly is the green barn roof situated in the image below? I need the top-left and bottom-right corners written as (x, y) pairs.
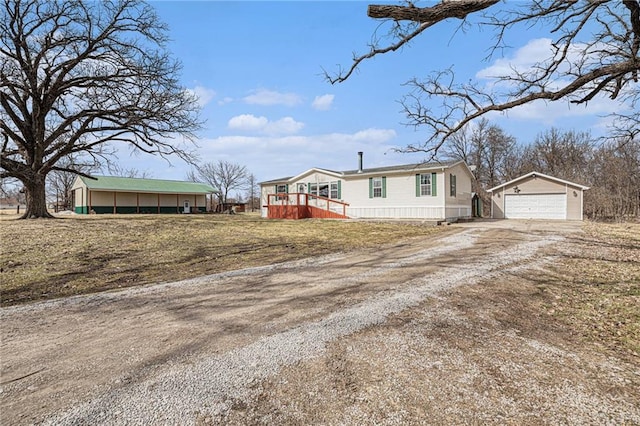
top-left (78, 175), bottom-right (218, 194)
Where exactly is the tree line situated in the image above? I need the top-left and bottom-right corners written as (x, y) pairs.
top-left (444, 120), bottom-right (640, 220)
top-left (1, 158), bottom-right (260, 214)
top-left (186, 160), bottom-right (260, 212)
top-left (3, 1), bottom-right (638, 218)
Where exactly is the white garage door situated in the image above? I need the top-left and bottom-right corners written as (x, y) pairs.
top-left (504, 193), bottom-right (567, 219)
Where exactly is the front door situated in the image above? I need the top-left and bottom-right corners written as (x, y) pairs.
top-left (183, 200), bottom-right (190, 214)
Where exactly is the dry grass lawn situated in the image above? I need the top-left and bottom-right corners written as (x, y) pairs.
top-left (1, 216), bottom-right (638, 424)
top-left (0, 213), bottom-right (442, 306)
top-left (1, 215), bottom-right (637, 359)
top-left (544, 221), bottom-right (640, 358)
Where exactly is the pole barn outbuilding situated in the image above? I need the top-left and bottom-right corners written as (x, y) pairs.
top-left (71, 176), bottom-right (218, 214)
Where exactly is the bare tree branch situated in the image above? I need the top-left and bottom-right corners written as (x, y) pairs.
top-left (326, 1), bottom-right (499, 85)
top-left (327, 0), bottom-right (640, 156)
top-left (189, 161), bottom-right (249, 206)
top-left (368, 0), bottom-right (499, 21)
top-left (1, 0), bottom-right (202, 218)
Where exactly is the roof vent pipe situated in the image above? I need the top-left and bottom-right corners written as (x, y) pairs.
top-left (357, 151), bottom-right (363, 173)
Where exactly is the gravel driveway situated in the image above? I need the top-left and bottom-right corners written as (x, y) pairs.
top-left (1, 220), bottom-right (638, 425)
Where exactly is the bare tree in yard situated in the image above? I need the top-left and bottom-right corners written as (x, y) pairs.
top-left (188, 160), bottom-right (249, 207)
top-left (0, 176), bottom-right (24, 204)
top-left (105, 163), bottom-right (153, 179)
top-left (587, 138), bottom-right (640, 220)
top-left (245, 173), bottom-right (260, 212)
top-left (1, 0), bottom-right (201, 219)
top-left (443, 118), bottom-right (514, 204)
top-left (519, 129), bottom-right (594, 183)
top-left (46, 153), bottom-right (99, 211)
top-left (326, 1), bottom-right (640, 155)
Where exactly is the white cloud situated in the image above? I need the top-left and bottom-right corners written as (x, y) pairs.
top-left (311, 94), bottom-right (335, 111)
top-left (502, 96), bottom-right (624, 123)
top-left (265, 117), bottom-right (305, 135)
top-left (195, 127), bottom-right (404, 181)
top-left (351, 128), bottom-right (397, 143)
top-left (477, 38), bottom-right (554, 80)
top-left (228, 114), bottom-right (269, 131)
top-left (243, 89), bottom-right (302, 106)
top-left (227, 114), bottom-right (304, 135)
top-left (475, 38), bottom-right (629, 123)
top-left (187, 85), bottom-right (216, 107)
top-left (218, 97), bottom-right (233, 106)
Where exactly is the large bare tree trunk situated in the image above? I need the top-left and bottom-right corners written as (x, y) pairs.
top-left (22, 174), bottom-right (54, 219)
top-left (1, 1), bottom-right (201, 220)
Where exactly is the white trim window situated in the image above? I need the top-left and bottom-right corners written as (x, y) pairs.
top-left (309, 181), bottom-right (340, 199)
top-left (416, 172), bottom-right (436, 197)
top-left (330, 182), bottom-right (339, 199)
top-left (420, 174), bottom-right (431, 196)
top-left (372, 177), bottom-right (383, 198)
top-left (275, 184), bottom-right (288, 201)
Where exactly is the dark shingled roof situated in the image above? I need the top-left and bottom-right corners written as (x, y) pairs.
top-left (260, 160), bottom-right (459, 184)
top-left (341, 160), bottom-right (457, 175)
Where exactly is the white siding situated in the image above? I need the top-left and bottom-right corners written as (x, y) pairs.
top-left (343, 172), bottom-right (447, 219)
top-left (260, 163), bottom-right (474, 220)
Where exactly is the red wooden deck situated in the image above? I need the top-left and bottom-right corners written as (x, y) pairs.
top-left (265, 193), bottom-right (349, 219)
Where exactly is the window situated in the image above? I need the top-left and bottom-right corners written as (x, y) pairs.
top-left (373, 178), bottom-right (382, 197)
top-left (416, 173), bottom-right (437, 197)
top-left (318, 183), bottom-right (329, 198)
top-left (450, 174), bottom-right (457, 197)
top-left (369, 176), bottom-right (386, 198)
top-left (275, 184), bottom-right (288, 201)
top-left (308, 181), bottom-right (340, 199)
top-left (420, 174), bottom-right (431, 196)
top-left (330, 182), bottom-right (339, 199)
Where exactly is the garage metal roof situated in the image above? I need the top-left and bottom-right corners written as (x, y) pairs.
top-left (78, 175), bottom-right (218, 194)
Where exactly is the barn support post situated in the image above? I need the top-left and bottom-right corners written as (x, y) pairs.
top-left (157, 193), bottom-right (160, 214)
top-left (176, 194), bottom-right (179, 214)
top-left (136, 193), bottom-right (140, 214)
top-left (113, 192), bottom-right (117, 214)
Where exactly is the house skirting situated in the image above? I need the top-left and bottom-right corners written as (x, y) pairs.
top-left (346, 206), bottom-right (471, 220)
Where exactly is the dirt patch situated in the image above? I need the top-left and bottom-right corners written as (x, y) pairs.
top-left (222, 222), bottom-right (640, 425)
top-left (1, 220), bottom-right (638, 425)
top-left (0, 214), bottom-right (442, 306)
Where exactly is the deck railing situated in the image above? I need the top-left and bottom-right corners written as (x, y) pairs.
top-left (266, 193), bottom-right (349, 219)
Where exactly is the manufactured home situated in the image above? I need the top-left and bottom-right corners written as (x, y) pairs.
top-left (261, 153), bottom-right (474, 221)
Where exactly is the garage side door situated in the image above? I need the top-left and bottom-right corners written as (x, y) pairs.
top-left (504, 193), bottom-right (567, 219)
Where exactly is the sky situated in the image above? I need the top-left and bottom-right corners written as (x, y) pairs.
top-left (118, 1), bottom-right (628, 186)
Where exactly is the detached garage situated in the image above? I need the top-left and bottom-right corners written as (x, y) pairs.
top-left (488, 172), bottom-right (589, 220)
